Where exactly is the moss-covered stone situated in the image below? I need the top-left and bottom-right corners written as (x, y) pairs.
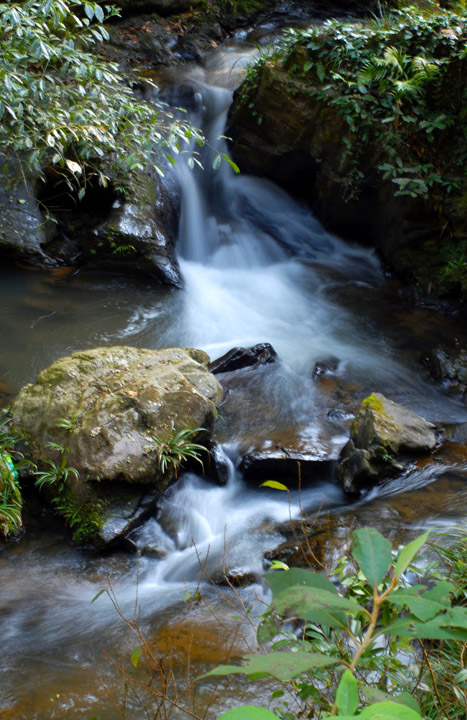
top-left (10, 346), bottom-right (223, 546)
top-left (339, 393), bottom-right (437, 494)
top-left (228, 6), bottom-right (467, 309)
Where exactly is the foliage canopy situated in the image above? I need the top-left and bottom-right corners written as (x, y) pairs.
top-left (0, 0), bottom-right (203, 192)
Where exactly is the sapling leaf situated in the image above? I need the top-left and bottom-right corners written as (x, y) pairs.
top-left (336, 669), bottom-right (359, 715)
top-left (358, 701), bottom-right (422, 718)
top-left (362, 688), bottom-right (421, 715)
top-left (390, 581), bottom-right (452, 621)
top-left (91, 588), bottom-right (106, 603)
top-left (201, 650), bottom-right (340, 681)
top-left (265, 567), bottom-right (338, 597)
top-left (393, 531), bottom-right (430, 578)
top-left (352, 527), bottom-right (392, 587)
top-left (218, 707), bottom-right (278, 720)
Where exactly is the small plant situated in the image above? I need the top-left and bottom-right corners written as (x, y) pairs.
top-left (0, 451), bottom-right (22, 537)
top-left (56, 414), bottom-right (81, 433)
top-left (0, 409), bottom-right (24, 536)
top-left (145, 423), bottom-right (207, 478)
top-left (204, 526), bottom-right (467, 719)
top-left (33, 441), bottom-right (79, 490)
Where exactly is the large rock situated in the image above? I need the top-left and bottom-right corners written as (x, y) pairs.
top-left (339, 393), bottom-right (437, 494)
top-left (227, 25), bottom-right (467, 306)
top-left (10, 346), bottom-right (223, 545)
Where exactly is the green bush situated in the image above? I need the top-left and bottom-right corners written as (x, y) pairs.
top-left (242, 2), bottom-right (467, 202)
top-left (0, 0), bottom-right (203, 194)
top-left (203, 527), bottom-right (467, 719)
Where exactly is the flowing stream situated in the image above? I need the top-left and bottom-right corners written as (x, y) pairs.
top-left (1, 39), bottom-right (467, 720)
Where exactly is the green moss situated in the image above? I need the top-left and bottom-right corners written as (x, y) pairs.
top-left (52, 484), bottom-right (105, 545)
top-left (361, 394), bottom-right (386, 415)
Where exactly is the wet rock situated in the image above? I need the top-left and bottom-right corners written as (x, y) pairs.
top-left (91, 482), bottom-right (160, 547)
top-left (0, 157), bottom-right (56, 268)
top-left (338, 393), bottom-right (437, 494)
top-left (240, 445), bottom-right (336, 485)
top-left (422, 344), bottom-right (467, 399)
top-left (219, 568), bottom-right (258, 587)
top-left (10, 346), bottom-right (222, 546)
top-left (446, 422), bottom-right (467, 443)
top-left (209, 343), bottom-right (277, 374)
top-left (83, 167), bottom-right (182, 287)
top-left (312, 356), bottom-right (339, 379)
top-left (264, 514), bottom-right (338, 570)
top-left (203, 442), bottom-right (231, 486)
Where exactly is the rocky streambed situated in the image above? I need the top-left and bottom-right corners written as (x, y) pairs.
top-left (1, 2), bottom-right (467, 719)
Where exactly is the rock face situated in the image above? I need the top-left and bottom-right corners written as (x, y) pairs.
top-left (10, 346), bottom-right (223, 546)
top-left (422, 345), bottom-right (467, 400)
top-left (338, 393), bottom-right (437, 494)
top-left (87, 168), bottom-right (182, 287)
top-left (0, 158), bottom-right (56, 268)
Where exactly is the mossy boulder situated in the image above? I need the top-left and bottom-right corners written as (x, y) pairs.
top-left (338, 393), bottom-right (437, 494)
top-left (10, 346), bottom-right (223, 546)
top-left (227, 7), bottom-right (467, 307)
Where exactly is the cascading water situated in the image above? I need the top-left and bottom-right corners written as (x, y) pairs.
top-left (1, 39), bottom-right (467, 720)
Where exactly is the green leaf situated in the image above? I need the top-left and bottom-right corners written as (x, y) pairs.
top-left (336, 670), bottom-right (359, 715)
top-left (201, 651), bottom-right (340, 681)
top-left (94, 4), bottom-right (104, 22)
top-left (362, 689), bottom-right (421, 715)
top-left (265, 568), bottom-right (350, 630)
top-left (393, 531), bottom-right (430, 578)
top-left (260, 480), bottom-right (289, 491)
top-left (358, 701), bottom-right (422, 719)
top-left (390, 581), bottom-right (452, 621)
top-left (221, 154), bottom-right (240, 174)
top-left (130, 646), bottom-right (142, 669)
top-left (265, 567), bottom-right (338, 598)
top-left (218, 707), bottom-right (278, 720)
top-left (273, 585), bottom-right (363, 622)
top-left (382, 613), bottom-right (467, 641)
top-left (84, 3), bottom-right (94, 20)
top-left (269, 560), bottom-right (290, 570)
top-left (91, 589), bottom-right (106, 603)
top-left (352, 527), bottom-right (392, 587)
